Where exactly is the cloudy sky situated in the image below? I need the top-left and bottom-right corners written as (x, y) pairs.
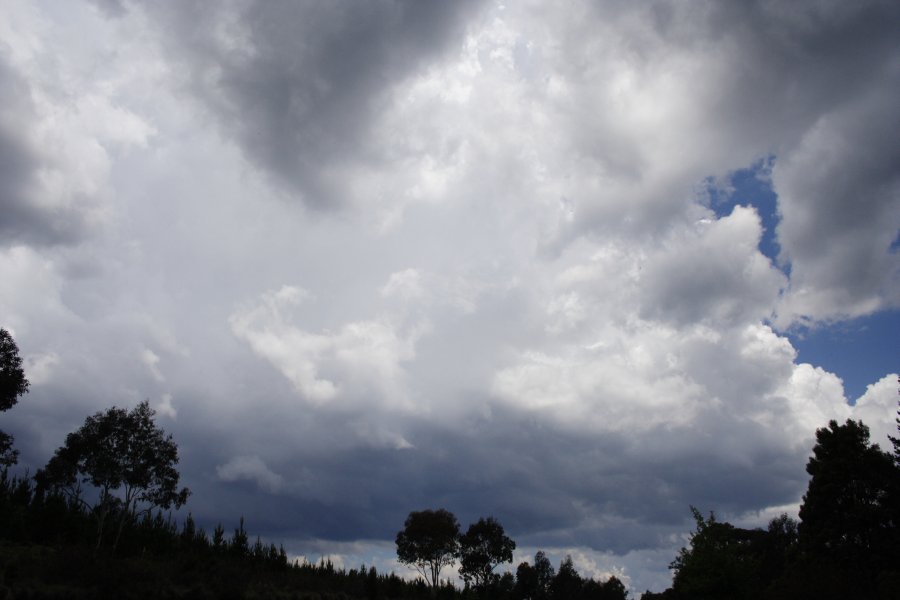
top-left (2, 0), bottom-right (899, 593)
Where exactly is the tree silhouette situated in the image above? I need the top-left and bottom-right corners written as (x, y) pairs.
top-left (598, 575), bottom-right (628, 600)
top-left (550, 555), bottom-right (582, 600)
top-left (890, 376), bottom-right (900, 464)
top-left (0, 328), bottom-right (29, 467)
top-left (513, 551), bottom-right (555, 600)
top-left (36, 400), bottom-right (190, 552)
top-left (458, 516), bottom-right (516, 591)
top-left (583, 575), bottom-right (628, 600)
top-left (799, 419), bottom-right (899, 571)
top-left (396, 508), bottom-right (461, 590)
top-left (669, 507), bottom-right (769, 600)
top-left (513, 561), bottom-right (537, 600)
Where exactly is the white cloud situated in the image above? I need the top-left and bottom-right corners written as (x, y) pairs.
top-left (3, 1), bottom-right (899, 594)
top-left (23, 352), bottom-right (59, 386)
top-left (380, 269), bottom-right (426, 303)
top-left (0, 2), bottom-right (162, 247)
top-left (216, 455), bottom-right (284, 493)
top-left (770, 363), bottom-right (851, 442)
top-left (851, 374), bottom-right (900, 450)
top-left (141, 348), bottom-right (164, 382)
top-left (638, 206), bottom-right (787, 327)
top-left (229, 285), bottom-right (425, 410)
top-left (155, 392), bottom-right (177, 420)
top-left (0, 246), bottom-right (70, 333)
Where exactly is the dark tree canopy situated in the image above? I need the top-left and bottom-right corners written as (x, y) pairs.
top-left (647, 414), bottom-right (900, 600)
top-left (669, 507), bottom-right (777, 600)
top-left (799, 418), bottom-right (899, 570)
top-left (586, 575), bottom-right (628, 600)
top-left (36, 400), bottom-right (190, 551)
top-left (890, 378), bottom-right (900, 464)
top-left (0, 328), bottom-right (29, 412)
top-left (550, 555), bottom-right (583, 600)
top-left (395, 508), bottom-right (460, 589)
top-left (0, 328), bottom-right (29, 467)
top-left (513, 550), bottom-right (555, 600)
top-left (0, 432), bottom-right (16, 468)
top-left (458, 516), bottom-right (516, 589)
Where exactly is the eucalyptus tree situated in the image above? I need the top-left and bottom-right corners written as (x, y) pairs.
top-left (0, 328), bottom-right (29, 467)
top-left (458, 516), bottom-right (516, 591)
top-left (396, 508), bottom-right (461, 589)
top-left (37, 400), bottom-right (190, 552)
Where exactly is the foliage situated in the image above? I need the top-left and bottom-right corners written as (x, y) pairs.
top-left (890, 377), bottom-right (900, 465)
top-left (35, 400), bottom-right (191, 552)
top-left (512, 551), bottom-right (554, 600)
top-left (790, 418), bottom-right (900, 598)
top-left (1, 471), bottom-right (445, 599)
top-left (669, 507), bottom-right (771, 600)
top-left (511, 551), bottom-right (625, 600)
top-left (550, 555), bottom-right (582, 600)
top-left (799, 419), bottom-right (898, 568)
top-left (583, 575), bottom-right (627, 600)
top-left (6, 344), bottom-right (898, 599)
top-left (0, 328), bottom-right (29, 412)
top-left (649, 415), bottom-right (900, 600)
top-left (458, 516), bottom-right (515, 590)
top-left (0, 328), bottom-right (29, 467)
top-left (396, 508), bottom-right (461, 589)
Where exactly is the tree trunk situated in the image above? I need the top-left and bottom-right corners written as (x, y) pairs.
top-left (94, 495), bottom-right (110, 555)
top-left (111, 496), bottom-right (135, 556)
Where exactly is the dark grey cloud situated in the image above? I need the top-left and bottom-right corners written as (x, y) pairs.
top-left (3, 0), bottom-right (900, 594)
top-left (0, 58), bottom-right (71, 246)
top-left (773, 85), bottom-right (900, 320)
top-left (127, 0), bottom-right (484, 209)
top-left (553, 0), bottom-right (900, 247)
top-left (120, 400), bottom-right (807, 559)
top-left (0, 34), bottom-right (128, 248)
top-left (87, 0), bottom-right (127, 18)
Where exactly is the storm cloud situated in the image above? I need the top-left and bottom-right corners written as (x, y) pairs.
top-left (2, 0), bottom-right (898, 593)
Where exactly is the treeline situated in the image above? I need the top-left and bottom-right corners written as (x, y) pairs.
top-left (0, 327), bottom-right (625, 599)
top-left (2, 469), bottom-right (427, 599)
top-left (394, 509), bottom-right (627, 600)
top-left (0, 328), bottom-right (436, 599)
top-left (0, 470), bottom-right (628, 600)
top-left (643, 414), bottom-right (900, 600)
top-left (1, 329), bottom-right (898, 599)
top-left (0, 470), bottom-right (445, 599)
top-left (508, 551), bottom-right (627, 600)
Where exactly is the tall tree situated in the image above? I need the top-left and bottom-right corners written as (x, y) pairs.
top-left (669, 507), bottom-right (768, 600)
top-left (395, 508), bottom-right (460, 589)
top-left (583, 575), bottom-right (628, 600)
top-left (36, 400), bottom-right (190, 552)
top-left (514, 561), bottom-right (538, 600)
top-left (799, 419), bottom-right (899, 571)
top-left (599, 576), bottom-right (628, 600)
top-left (513, 551), bottom-right (555, 600)
top-left (531, 551), bottom-right (556, 600)
top-left (0, 328), bottom-right (29, 467)
top-left (889, 376), bottom-right (900, 465)
top-left (458, 516), bottom-right (516, 591)
top-left (550, 555), bottom-right (583, 600)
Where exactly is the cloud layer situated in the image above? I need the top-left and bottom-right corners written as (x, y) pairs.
top-left (2, 0), bottom-right (898, 593)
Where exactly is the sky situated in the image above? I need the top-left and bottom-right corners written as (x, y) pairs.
top-left (1, 0), bottom-right (899, 594)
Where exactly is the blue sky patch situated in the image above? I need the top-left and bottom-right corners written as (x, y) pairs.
top-left (705, 157), bottom-right (784, 272)
top-left (787, 310), bottom-right (900, 403)
top-left (707, 159), bottom-right (895, 402)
